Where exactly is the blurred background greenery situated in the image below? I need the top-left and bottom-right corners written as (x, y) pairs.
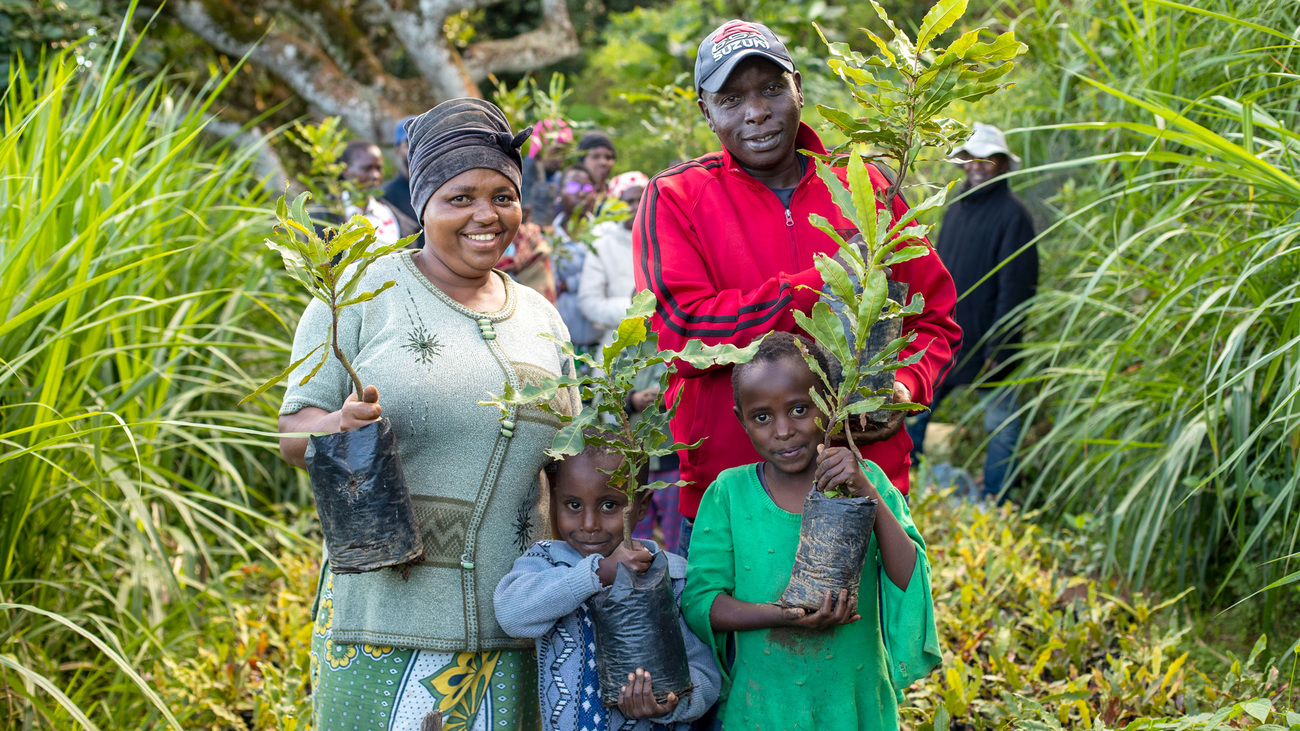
top-left (2, 0), bottom-right (1298, 726)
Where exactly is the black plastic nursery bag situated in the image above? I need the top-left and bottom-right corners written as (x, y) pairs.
top-left (822, 279), bottom-right (910, 425)
top-left (861, 280), bottom-right (909, 424)
top-left (779, 490), bottom-right (878, 613)
top-left (589, 551), bottom-right (693, 707)
top-left (305, 417), bottom-right (424, 574)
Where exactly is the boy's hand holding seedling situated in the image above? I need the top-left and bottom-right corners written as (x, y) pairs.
top-left (617, 668), bottom-right (679, 719)
top-left (598, 541), bottom-right (653, 586)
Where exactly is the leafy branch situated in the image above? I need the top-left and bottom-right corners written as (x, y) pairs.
top-left (814, 0), bottom-right (1026, 203)
top-left (796, 0), bottom-right (1025, 488)
top-left (241, 119), bottom-right (417, 404)
top-left (481, 290), bottom-right (761, 546)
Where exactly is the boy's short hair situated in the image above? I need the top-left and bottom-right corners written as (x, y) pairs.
top-left (543, 429), bottom-right (652, 490)
top-left (731, 331), bottom-right (833, 407)
top-left (543, 429), bottom-right (652, 541)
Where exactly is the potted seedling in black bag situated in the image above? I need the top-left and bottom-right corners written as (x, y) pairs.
top-left (243, 119), bottom-right (423, 575)
top-left (779, 1), bottom-right (1025, 612)
top-left (482, 290), bottom-right (760, 707)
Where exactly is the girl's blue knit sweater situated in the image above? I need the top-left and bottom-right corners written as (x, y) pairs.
top-left (494, 539), bottom-right (720, 731)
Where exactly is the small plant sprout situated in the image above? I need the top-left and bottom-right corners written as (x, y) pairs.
top-left (241, 119), bottom-right (418, 404)
top-left (481, 290), bottom-right (762, 546)
top-left (796, 0), bottom-right (1026, 496)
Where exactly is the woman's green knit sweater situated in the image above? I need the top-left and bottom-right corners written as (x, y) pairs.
top-left (282, 250), bottom-right (578, 652)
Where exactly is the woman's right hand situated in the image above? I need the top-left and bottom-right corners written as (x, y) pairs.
top-left (340, 385), bottom-right (382, 431)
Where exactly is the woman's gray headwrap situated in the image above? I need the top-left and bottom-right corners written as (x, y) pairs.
top-left (403, 98), bottom-right (533, 224)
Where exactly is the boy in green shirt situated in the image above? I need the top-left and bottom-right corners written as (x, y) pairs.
top-left (681, 332), bottom-right (941, 730)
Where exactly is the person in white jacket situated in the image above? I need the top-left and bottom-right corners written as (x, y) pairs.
top-left (578, 171), bottom-right (649, 347)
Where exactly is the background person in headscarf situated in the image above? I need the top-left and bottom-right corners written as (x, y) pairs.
top-left (381, 115), bottom-right (423, 247)
top-left (906, 122), bottom-right (1038, 502)
top-left (577, 130), bottom-right (616, 201)
top-left (279, 97), bottom-right (578, 731)
top-left (340, 138), bottom-right (409, 245)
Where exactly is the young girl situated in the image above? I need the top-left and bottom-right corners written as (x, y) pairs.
top-left (681, 332), bottom-right (941, 730)
top-left (494, 443), bottom-right (720, 731)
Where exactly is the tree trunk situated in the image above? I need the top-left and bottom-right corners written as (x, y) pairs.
top-left (171, 0), bottom-right (582, 140)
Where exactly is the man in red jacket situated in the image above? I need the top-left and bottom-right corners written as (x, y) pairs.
top-left (633, 20), bottom-right (962, 549)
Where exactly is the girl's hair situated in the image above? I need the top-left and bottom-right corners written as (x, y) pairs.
top-left (731, 331), bottom-right (833, 407)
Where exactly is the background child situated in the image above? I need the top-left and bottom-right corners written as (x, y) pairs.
top-left (681, 332), bottom-right (941, 730)
top-left (494, 443), bottom-right (720, 731)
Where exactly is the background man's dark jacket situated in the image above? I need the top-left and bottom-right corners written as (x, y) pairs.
top-left (936, 178), bottom-right (1038, 386)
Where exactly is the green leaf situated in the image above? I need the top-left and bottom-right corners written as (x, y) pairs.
top-left (861, 28), bottom-right (896, 64)
top-left (603, 313), bottom-right (648, 366)
top-left (857, 269), bottom-right (888, 345)
top-left (916, 0), bottom-right (968, 53)
top-left (846, 149), bottom-right (882, 249)
top-left (844, 397), bottom-right (887, 415)
top-left (626, 288), bottom-right (658, 319)
top-left (550, 421), bottom-right (587, 457)
top-left (813, 157), bottom-right (861, 232)
top-left (967, 32), bottom-right (1026, 62)
top-left (238, 343), bottom-right (325, 405)
top-left (875, 400), bottom-right (924, 412)
top-left (866, 333), bottom-right (914, 367)
top-left (796, 302), bottom-right (853, 366)
top-left (339, 280), bottom-right (396, 308)
top-left (1241, 699), bottom-right (1272, 723)
top-left (297, 344), bottom-right (331, 387)
top-left (815, 252), bottom-right (857, 306)
top-left (667, 337), bottom-right (764, 370)
top-left (886, 245), bottom-right (932, 266)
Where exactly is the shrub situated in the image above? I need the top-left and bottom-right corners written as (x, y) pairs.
top-left (0, 9), bottom-right (305, 727)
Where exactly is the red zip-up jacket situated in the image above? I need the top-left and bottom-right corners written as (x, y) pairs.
top-left (633, 123), bottom-right (962, 519)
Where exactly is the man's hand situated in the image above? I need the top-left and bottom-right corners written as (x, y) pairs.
top-left (617, 668), bottom-right (679, 719)
top-left (597, 541), bottom-right (653, 586)
top-left (780, 589), bottom-right (860, 629)
top-left (339, 385), bottom-right (382, 431)
top-left (856, 381), bottom-right (912, 445)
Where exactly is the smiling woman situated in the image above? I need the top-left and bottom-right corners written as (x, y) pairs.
top-left (276, 98), bottom-right (580, 731)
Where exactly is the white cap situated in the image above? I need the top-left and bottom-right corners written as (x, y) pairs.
top-left (953, 122), bottom-right (1021, 170)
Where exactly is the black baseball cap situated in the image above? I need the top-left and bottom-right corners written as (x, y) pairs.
top-left (695, 20), bottom-right (795, 95)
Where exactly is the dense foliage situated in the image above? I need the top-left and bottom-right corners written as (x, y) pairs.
top-left (2, 0), bottom-right (1299, 725)
top-left (0, 24), bottom-right (305, 728)
top-left (139, 485), bottom-right (1295, 729)
top-left (939, 0), bottom-right (1300, 611)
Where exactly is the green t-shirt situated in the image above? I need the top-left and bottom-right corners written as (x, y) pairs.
top-left (681, 462), bottom-right (941, 730)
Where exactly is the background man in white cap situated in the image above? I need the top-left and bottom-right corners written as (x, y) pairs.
top-left (906, 122), bottom-right (1038, 501)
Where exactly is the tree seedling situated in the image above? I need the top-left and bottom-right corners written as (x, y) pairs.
top-left (481, 290), bottom-right (761, 545)
top-left (242, 119), bottom-right (418, 404)
top-left (797, 1), bottom-right (1026, 496)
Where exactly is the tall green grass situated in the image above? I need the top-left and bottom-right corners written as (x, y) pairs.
top-left (960, 0), bottom-right (1300, 608)
top-left (0, 15), bottom-right (307, 728)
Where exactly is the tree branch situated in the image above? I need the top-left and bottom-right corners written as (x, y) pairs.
top-left (384, 0), bottom-right (481, 101)
top-left (173, 0), bottom-right (410, 139)
top-left (461, 0), bottom-right (580, 81)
